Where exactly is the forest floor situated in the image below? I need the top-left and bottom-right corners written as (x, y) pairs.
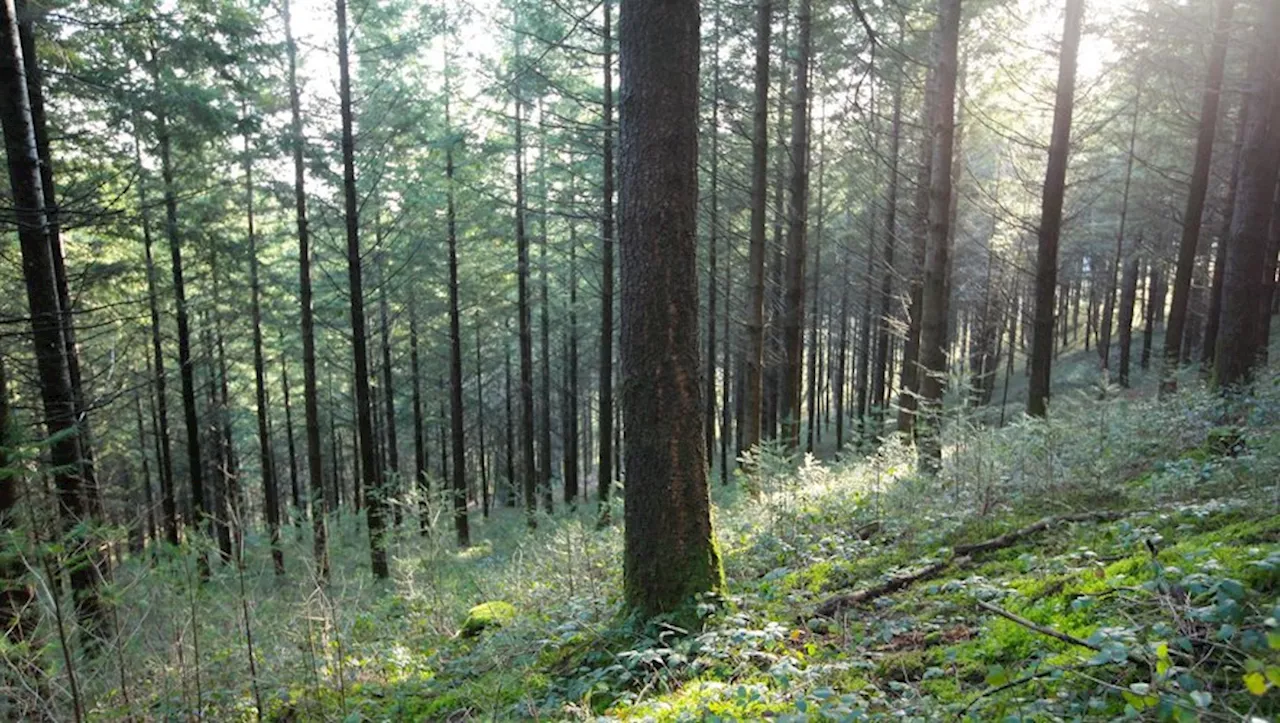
top-left (82, 354), bottom-right (1280, 722)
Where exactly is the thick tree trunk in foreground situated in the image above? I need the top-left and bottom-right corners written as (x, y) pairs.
top-left (336, 0), bottom-right (387, 578)
top-left (618, 0), bottom-right (722, 616)
top-left (1027, 0), bottom-right (1084, 417)
top-left (1163, 0), bottom-right (1236, 391)
top-left (1214, 1), bottom-right (1280, 390)
top-left (0, 0), bottom-right (101, 626)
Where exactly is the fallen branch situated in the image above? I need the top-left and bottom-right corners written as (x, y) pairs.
top-left (958, 664), bottom-right (1064, 718)
top-left (953, 511), bottom-right (1126, 556)
top-left (815, 555), bottom-right (971, 617)
top-left (974, 599), bottom-right (1098, 651)
top-left (814, 511), bottom-right (1132, 618)
top-left (976, 599), bottom-right (1149, 668)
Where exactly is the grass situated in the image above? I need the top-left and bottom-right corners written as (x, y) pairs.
top-left (11, 357), bottom-right (1280, 721)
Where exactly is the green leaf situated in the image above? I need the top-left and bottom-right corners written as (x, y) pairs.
top-left (1189, 690), bottom-right (1212, 708)
top-left (1243, 671), bottom-right (1268, 696)
top-left (1268, 630), bottom-right (1280, 650)
top-left (985, 664), bottom-right (1009, 687)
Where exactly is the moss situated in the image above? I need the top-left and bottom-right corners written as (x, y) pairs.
top-left (460, 601), bottom-right (517, 637)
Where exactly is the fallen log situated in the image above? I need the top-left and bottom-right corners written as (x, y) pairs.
top-left (815, 555), bottom-right (971, 617)
top-left (814, 511), bottom-right (1130, 618)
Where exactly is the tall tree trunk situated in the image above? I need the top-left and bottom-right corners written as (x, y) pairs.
top-left (1203, 86), bottom-right (1250, 369)
top-left (245, 127), bottom-right (283, 575)
top-left (873, 70), bottom-right (903, 425)
top-left (445, 120), bottom-right (470, 547)
top-left (806, 114), bottom-right (825, 454)
top-left (283, 0), bottom-right (327, 579)
top-left (504, 332), bottom-right (517, 507)
top-left (597, 0), bottom-right (615, 525)
top-left (1099, 81), bottom-right (1141, 371)
top-left (537, 112), bottom-right (554, 515)
top-left (150, 53), bottom-right (206, 574)
top-left (133, 388), bottom-right (157, 548)
top-left (1026, 0), bottom-right (1084, 417)
top-left (780, 0), bottom-right (811, 451)
top-left (618, 0), bottom-right (722, 616)
top-left (564, 215), bottom-right (581, 504)
top-left (721, 259), bottom-right (733, 483)
top-left (742, 0), bottom-right (771, 454)
top-left (705, 6), bottom-right (721, 466)
top-left (916, 0), bottom-right (962, 468)
top-left (336, 0), bottom-right (387, 578)
top-left (376, 253), bottom-right (400, 528)
top-left (898, 51), bottom-right (936, 435)
top-left (1214, 2), bottom-right (1280, 389)
top-left (134, 127), bottom-right (178, 546)
top-left (1162, 0), bottom-right (1236, 391)
top-left (515, 97), bottom-right (538, 528)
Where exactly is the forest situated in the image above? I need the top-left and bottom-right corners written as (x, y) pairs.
top-left (0, 0), bottom-right (1278, 718)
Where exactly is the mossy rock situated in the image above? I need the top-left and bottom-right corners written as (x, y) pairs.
top-left (459, 601), bottom-right (516, 637)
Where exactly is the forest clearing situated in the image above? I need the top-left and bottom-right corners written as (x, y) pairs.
top-left (0, 0), bottom-right (1278, 719)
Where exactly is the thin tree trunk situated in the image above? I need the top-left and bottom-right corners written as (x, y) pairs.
top-left (537, 110), bottom-right (554, 515)
top-left (134, 127), bottom-right (177, 547)
top-left (597, 0), bottom-right (615, 524)
top-left (898, 51), bottom-right (936, 435)
top-left (564, 214), bottom-right (580, 505)
top-left (1117, 256), bottom-right (1140, 388)
top-left (283, 0), bottom-right (327, 579)
top-left (1203, 95), bottom-right (1249, 369)
top-left (514, 97), bottom-right (538, 528)
top-left (336, 0), bottom-right (387, 578)
top-left (244, 126), bottom-right (283, 575)
top-left (742, 0), bottom-right (771, 455)
top-left (780, 0), bottom-right (811, 451)
top-left (150, 51), bottom-right (206, 575)
top-left (445, 108), bottom-right (470, 547)
top-left (280, 352), bottom-right (301, 519)
top-left (705, 6), bottom-right (721, 466)
top-left (1099, 81), bottom-right (1141, 371)
top-left (873, 70), bottom-right (903, 425)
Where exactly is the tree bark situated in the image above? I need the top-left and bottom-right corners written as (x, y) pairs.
top-left (1117, 256), bottom-right (1139, 387)
top-left (618, 0), bottom-right (722, 616)
top-left (597, 0), bottom-right (615, 524)
top-left (445, 122), bottom-right (470, 547)
top-left (780, 0), bottom-right (811, 451)
top-left (514, 96), bottom-right (538, 528)
top-left (1026, 0), bottom-right (1084, 417)
top-left (1099, 81), bottom-right (1141, 371)
top-left (283, 0), bottom-right (327, 579)
top-left (336, 0), bottom-right (387, 578)
top-left (244, 127), bottom-right (283, 575)
top-left (1163, 0), bottom-right (1237, 391)
top-left (742, 0), bottom-right (771, 457)
top-left (1214, 2), bottom-right (1280, 390)
top-left (916, 0), bottom-right (962, 468)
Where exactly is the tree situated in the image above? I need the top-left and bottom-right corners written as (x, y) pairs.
top-left (618, 0), bottom-right (722, 616)
top-left (916, 0), bottom-right (962, 467)
top-left (1162, 0), bottom-right (1235, 391)
top-left (597, 0), bottom-right (615, 525)
top-left (742, 0), bottom-right (770, 455)
top-left (1026, 0), bottom-right (1084, 418)
top-left (0, 0), bottom-right (100, 627)
top-left (1213, 0), bottom-right (1280, 390)
top-left (336, 0), bottom-right (387, 578)
top-left (780, 0), bottom-right (812, 451)
top-left (282, 0), bottom-right (328, 579)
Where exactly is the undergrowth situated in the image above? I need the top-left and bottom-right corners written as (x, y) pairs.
top-left (8, 372), bottom-right (1280, 721)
